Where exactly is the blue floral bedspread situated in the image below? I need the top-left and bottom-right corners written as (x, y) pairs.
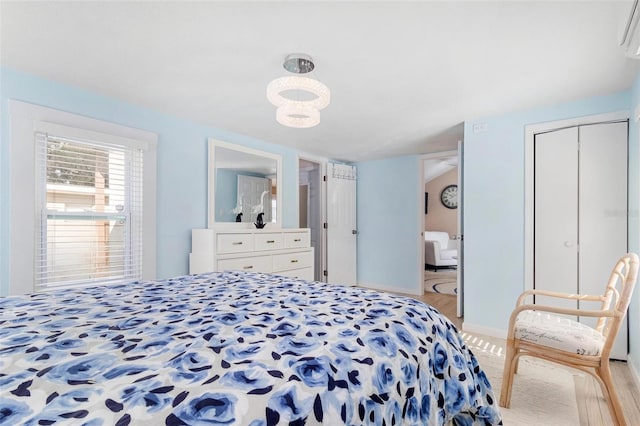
top-left (0, 271), bottom-right (502, 425)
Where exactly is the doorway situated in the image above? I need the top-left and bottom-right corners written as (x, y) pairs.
top-left (421, 149), bottom-right (463, 317)
top-left (298, 158), bottom-right (324, 282)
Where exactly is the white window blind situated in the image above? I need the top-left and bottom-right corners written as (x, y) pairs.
top-left (34, 131), bottom-right (144, 291)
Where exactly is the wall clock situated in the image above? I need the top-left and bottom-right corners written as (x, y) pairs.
top-left (440, 184), bottom-right (458, 209)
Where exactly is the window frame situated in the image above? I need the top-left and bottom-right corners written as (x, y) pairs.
top-left (8, 100), bottom-right (157, 295)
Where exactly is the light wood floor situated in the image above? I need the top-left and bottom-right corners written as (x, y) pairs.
top-left (414, 291), bottom-right (640, 425)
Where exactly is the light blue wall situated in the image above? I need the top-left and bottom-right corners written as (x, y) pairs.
top-left (0, 67), bottom-right (300, 293)
top-left (3, 67), bottom-right (639, 369)
top-left (463, 91), bottom-right (632, 335)
top-left (356, 155), bottom-right (420, 293)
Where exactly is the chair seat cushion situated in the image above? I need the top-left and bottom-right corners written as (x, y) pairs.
top-left (440, 249), bottom-right (457, 260)
top-left (514, 310), bottom-right (605, 356)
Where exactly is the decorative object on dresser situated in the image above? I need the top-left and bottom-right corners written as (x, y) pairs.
top-left (254, 212), bottom-right (266, 229)
top-left (190, 228), bottom-right (314, 280)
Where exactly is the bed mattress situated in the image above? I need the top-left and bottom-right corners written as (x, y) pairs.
top-left (0, 271), bottom-right (502, 425)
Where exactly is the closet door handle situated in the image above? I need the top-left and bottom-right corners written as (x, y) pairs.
top-left (564, 241), bottom-right (574, 248)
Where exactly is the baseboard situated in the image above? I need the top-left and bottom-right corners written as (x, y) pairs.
top-left (628, 353), bottom-right (640, 392)
top-left (461, 322), bottom-right (508, 340)
top-left (357, 281), bottom-right (421, 296)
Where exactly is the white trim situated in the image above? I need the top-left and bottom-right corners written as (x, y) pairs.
top-left (628, 354), bottom-right (640, 393)
top-left (456, 140), bottom-right (464, 318)
top-left (420, 150), bottom-right (458, 161)
top-left (524, 110), bottom-right (629, 292)
top-left (207, 138), bottom-right (283, 230)
top-left (10, 100), bottom-right (157, 144)
top-left (8, 100), bottom-right (157, 295)
top-left (417, 157), bottom-right (425, 296)
top-left (461, 322), bottom-right (508, 340)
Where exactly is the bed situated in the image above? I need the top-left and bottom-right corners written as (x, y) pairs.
top-left (0, 271), bottom-right (502, 425)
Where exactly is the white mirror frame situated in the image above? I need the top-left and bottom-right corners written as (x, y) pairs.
top-left (208, 138), bottom-right (283, 229)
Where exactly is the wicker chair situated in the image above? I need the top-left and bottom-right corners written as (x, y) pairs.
top-left (499, 253), bottom-right (639, 425)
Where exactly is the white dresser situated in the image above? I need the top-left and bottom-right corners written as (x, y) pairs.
top-left (189, 228), bottom-right (314, 280)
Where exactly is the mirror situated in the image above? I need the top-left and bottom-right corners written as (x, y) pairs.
top-left (208, 139), bottom-right (282, 228)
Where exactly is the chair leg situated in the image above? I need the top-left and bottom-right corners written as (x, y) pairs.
top-left (499, 339), bottom-right (518, 408)
top-left (597, 362), bottom-right (627, 426)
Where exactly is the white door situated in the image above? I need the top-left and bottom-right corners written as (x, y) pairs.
top-left (326, 163), bottom-right (357, 286)
top-left (534, 121), bottom-right (628, 359)
top-left (577, 123), bottom-right (628, 327)
top-left (534, 127), bottom-right (580, 311)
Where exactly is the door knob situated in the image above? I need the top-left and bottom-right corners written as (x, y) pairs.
top-left (564, 241), bottom-right (574, 248)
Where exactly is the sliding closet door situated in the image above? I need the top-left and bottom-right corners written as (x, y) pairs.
top-left (534, 121), bottom-right (628, 359)
top-left (578, 122), bottom-right (628, 349)
top-left (534, 127), bottom-right (579, 310)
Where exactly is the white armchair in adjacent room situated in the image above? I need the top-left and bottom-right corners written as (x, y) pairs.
top-left (424, 231), bottom-right (458, 271)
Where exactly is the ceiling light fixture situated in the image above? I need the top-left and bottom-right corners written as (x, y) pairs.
top-left (267, 54), bottom-right (330, 128)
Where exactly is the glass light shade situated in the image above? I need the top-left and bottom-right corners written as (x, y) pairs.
top-left (276, 103), bottom-right (320, 128)
top-left (266, 76), bottom-right (330, 110)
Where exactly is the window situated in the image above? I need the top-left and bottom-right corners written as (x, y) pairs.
top-left (34, 132), bottom-right (144, 291)
top-left (8, 101), bottom-right (156, 296)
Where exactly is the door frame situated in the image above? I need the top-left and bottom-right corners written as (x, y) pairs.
top-left (296, 154), bottom-right (328, 282)
top-left (419, 149), bottom-right (463, 309)
top-left (523, 111), bottom-right (629, 292)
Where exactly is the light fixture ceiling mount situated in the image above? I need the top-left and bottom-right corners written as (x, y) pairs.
top-left (267, 54), bottom-right (330, 129)
top-left (282, 53), bottom-right (315, 74)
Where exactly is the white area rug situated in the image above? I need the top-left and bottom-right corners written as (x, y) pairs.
top-left (424, 269), bottom-right (457, 295)
top-left (462, 331), bottom-right (581, 425)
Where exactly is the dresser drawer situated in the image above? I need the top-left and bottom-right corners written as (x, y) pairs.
top-left (217, 255), bottom-right (272, 273)
top-left (254, 233), bottom-right (284, 251)
top-left (284, 232), bottom-right (310, 249)
top-left (273, 250), bottom-right (313, 272)
top-left (277, 267), bottom-right (314, 281)
top-left (217, 233), bottom-right (253, 253)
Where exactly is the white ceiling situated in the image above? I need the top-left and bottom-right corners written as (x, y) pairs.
top-left (424, 156), bottom-right (458, 183)
top-left (2, 1), bottom-right (639, 162)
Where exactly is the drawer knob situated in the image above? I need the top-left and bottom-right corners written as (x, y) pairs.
top-left (294, 239), bottom-right (301, 242)
top-left (291, 259), bottom-right (299, 263)
top-left (232, 242), bottom-right (243, 245)
top-left (267, 240), bottom-right (275, 243)
top-left (243, 265), bottom-right (253, 269)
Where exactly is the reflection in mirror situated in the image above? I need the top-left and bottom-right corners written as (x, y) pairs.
top-left (209, 139), bottom-right (281, 228)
